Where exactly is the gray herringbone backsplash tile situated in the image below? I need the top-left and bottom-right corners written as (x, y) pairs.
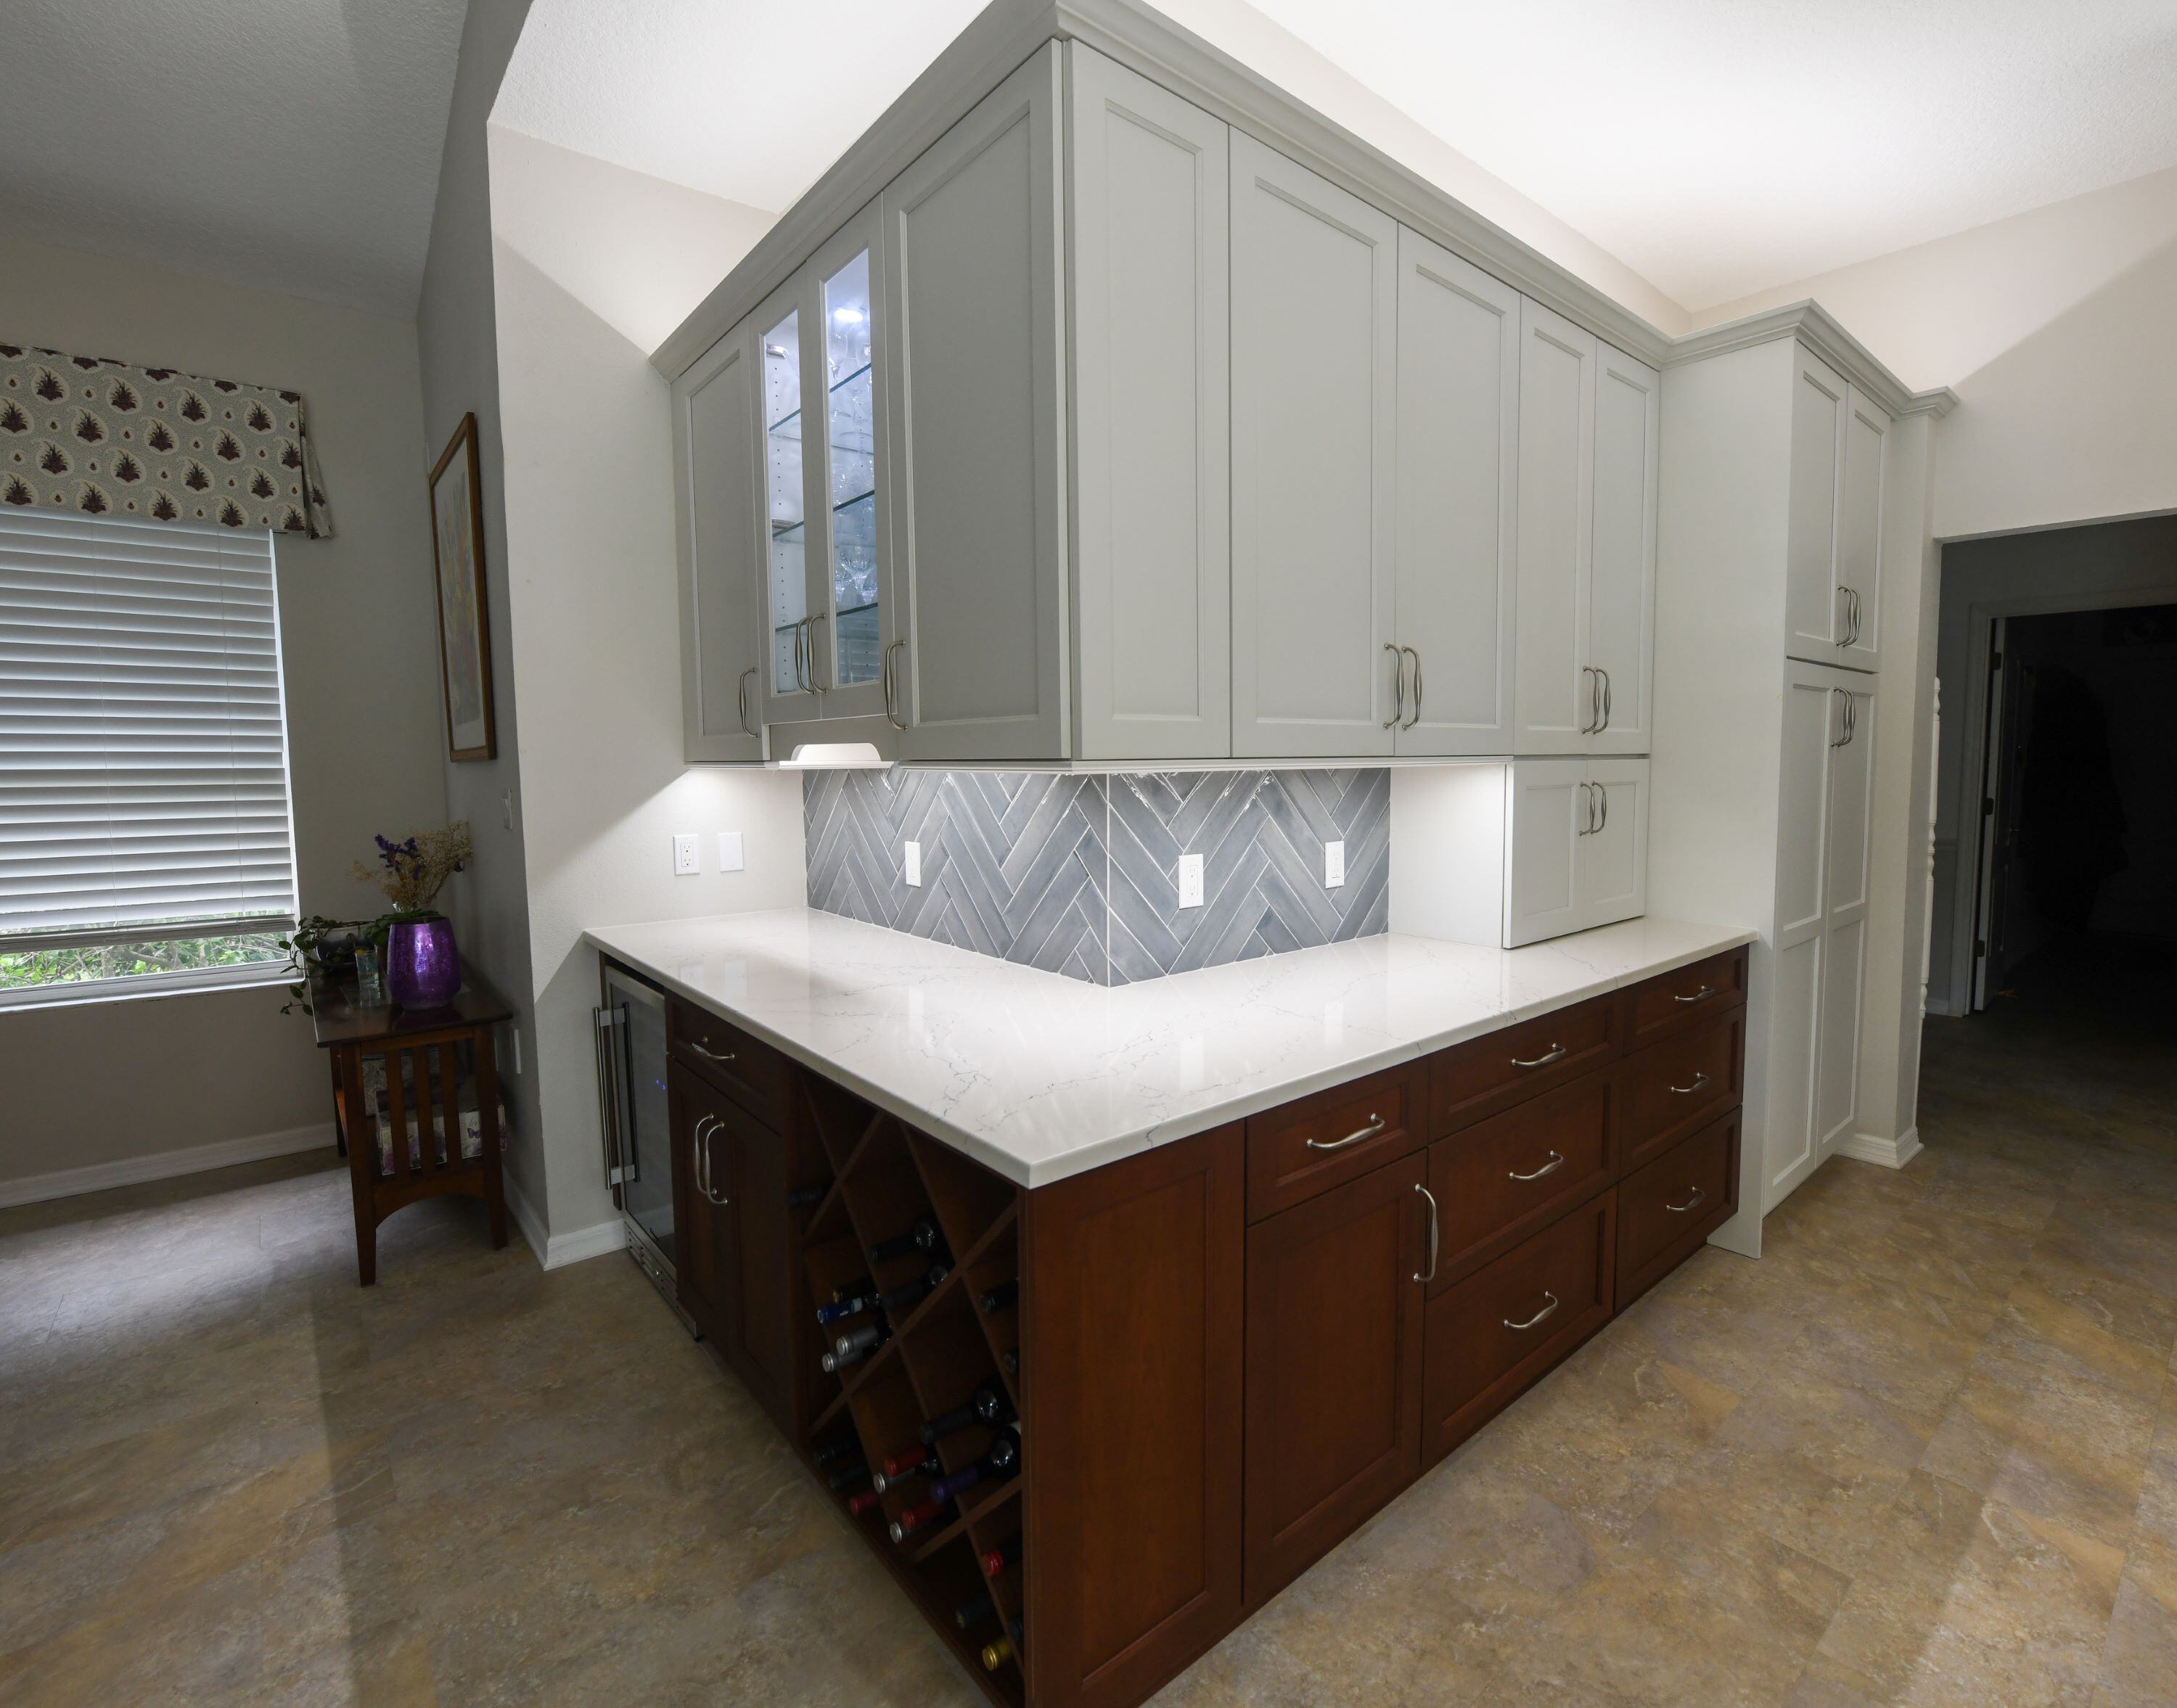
top-left (804, 768), bottom-right (1387, 985)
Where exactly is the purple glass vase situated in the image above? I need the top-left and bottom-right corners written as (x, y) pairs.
top-left (385, 916), bottom-right (460, 1009)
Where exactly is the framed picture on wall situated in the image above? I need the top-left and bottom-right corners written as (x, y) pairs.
top-left (427, 412), bottom-right (496, 762)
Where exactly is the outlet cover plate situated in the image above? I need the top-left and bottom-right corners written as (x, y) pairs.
top-left (717, 831), bottom-right (744, 873)
top-left (904, 839), bottom-right (922, 887)
top-left (673, 833), bottom-right (700, 876)
top-left (1178, 853), bottom-right (1204, 908)
top-left (1325, 838), bottom-right (1345, 889)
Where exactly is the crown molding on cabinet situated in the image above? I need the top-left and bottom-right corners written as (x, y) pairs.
top-left (1663, 300), bottom-right (1960, 420)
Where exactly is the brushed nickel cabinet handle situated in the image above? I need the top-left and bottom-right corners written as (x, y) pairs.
top-left (1504, 1292), bottom-right (1559, 1332)
top-left (1671, 985), bottom-right (1717, 1005)
top-left (1669, 1072), bottom-right (1713, 1096)
top-left (1413, 1183), bottom-right (1439, 1284)
top-left (1305, 1113), bottom-right (1387, 1153)
top-left (1666, 1187), bottom-right (1708, 1214)
top-left (1511, 1043), bottom-right (1567, 1069)
top-left (737, 666), bottom-right (759, 736)
top-left (686, 1038), bottom-right (737, 1064)
top-left (804, 615), bottom-right (827, 694)
top-left (1598, 667), bottom-right (1612, 733)
top-left (882, 639), bottom-right (907, 730)
top-left (1402, 645), bottom-right (1422, 729)
top-left (1509, 1150), bottom-right (1565, 1183)
top-left (691, 1114), bottom-right (716, 1202)
top-left (1578, 781), bottom-right (1596, 836)
top-left (1382, 642), bottom-right (1403, 728)
top-left (1581, 665), bottom-right (1599, 734)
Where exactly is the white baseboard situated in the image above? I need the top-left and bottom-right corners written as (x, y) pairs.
top-left (0, 1122), bottom-right (334, 1210)
top-left (1838, 1126), bottom-right (1923, 1170)
top-left (503, 1167), bottom-right (624, 1271)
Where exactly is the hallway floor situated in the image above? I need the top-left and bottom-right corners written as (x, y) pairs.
top-left (3, 956), bottom-right (2172, 1707)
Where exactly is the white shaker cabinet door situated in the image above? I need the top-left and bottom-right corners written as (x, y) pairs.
top-left (1229, 131), bottom-right (1397, 758)
top-left (1586, 345), bottom-right (1658, 755)
top-left (1813, 678), bottom-right (1877, 1161)
top-left (1576, 757), bottom-right (1648, 929)
top-left (883, 45), bottom-right (1067, 761)
top-left (1512, 298), bottom-right (1596, 755)
top-left (1393, 228), bottom-right (1520, 757)
top-left (1503, 758), bottom-right (1587, 947)
top-left (1068, 44), bottom-right (1231, 760)
top-left (674, 317), bottom-right (767, 762)
top-left (1835, 387), bottom-right (1888, 671)
top-left (1784, 345), bottom-right (1848, 666)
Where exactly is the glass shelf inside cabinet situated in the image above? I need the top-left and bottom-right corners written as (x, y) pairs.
top-left (765, 310), bottom-right (807, 694)
top-left (824, 250), bottom-right (880, 687)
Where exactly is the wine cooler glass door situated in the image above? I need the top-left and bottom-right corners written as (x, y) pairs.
top-left (604, 968), bottom-right (676, 1268)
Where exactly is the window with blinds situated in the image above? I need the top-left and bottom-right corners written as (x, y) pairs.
top-left (0, 509), bottom-right (298, 1001)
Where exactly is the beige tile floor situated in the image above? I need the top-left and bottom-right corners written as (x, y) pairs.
top-left (2, 937), bottom-right (2172, 1707)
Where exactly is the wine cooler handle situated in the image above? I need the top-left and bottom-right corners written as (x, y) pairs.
top-left (592, 1006), bottom-right (623, 1192)
top-left (1510, 1043), bottom-right (1567, 1069)
top-left (1305, 1113), bottom-right (1387, 1153)
top-left (1412, 1183), bottom-right (1439, 1285)
top-left (1504, 1292), bottom-right (1559, 1333)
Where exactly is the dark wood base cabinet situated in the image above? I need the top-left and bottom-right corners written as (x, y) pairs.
top-left (632, 945), bottom-right (1748, 1708)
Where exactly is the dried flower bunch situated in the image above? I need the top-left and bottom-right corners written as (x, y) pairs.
top-left (353, 823), bottom-right (473, 916)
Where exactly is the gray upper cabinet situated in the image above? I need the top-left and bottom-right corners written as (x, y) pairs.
top-left (1230, 132), bottom-right (1398, 760)
top-left (673, 316), bottom-right (766, 763)
top-left (882, 44), bottom-right (1067, 762)
top-left (1393, 229), bottom-right (1520, 757)
top-left (1587, 343), bottom-right (1659, 756)
top-left (1067, 44), bottom-right (1231, 762)
top-left (1512, 298), bottom-right (1596, 755)
top-left (1784, 343), bottom-right (1887, 675)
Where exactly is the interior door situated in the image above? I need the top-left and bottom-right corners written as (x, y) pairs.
top-left (1512, 298), bottom-right (1596, 755)
top-left (1504, 758), bottom-right (1587, 946)
top-left (1765, 662), bottom-right (1838, 1210)
top-left (1576, 757), bottom-right (1649, 929)
top-left (674, 319), bottom-right (766, 761)
top-left (1814, 681), bottom-right (1877, 1159)
top-left (1229, 131), bottom-right (1397, 758)
top-left (1393, 228), bottom-right (1519, 757)
top-left (1242, 1154), bottom-right (1424, 1605)
top-left (1586, 345), bottom-right (1658, 755)
top-left (1836, 385), bottom-right (1888, 670)
top-left (1784, 346), bottom-right (1847, 665)
top-left (884, 45), bottom-right (1067, 760)
top-left (756, 271), bottom-right (825, 728)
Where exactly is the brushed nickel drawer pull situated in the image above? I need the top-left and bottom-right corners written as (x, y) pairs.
top-left (687, 1038), bottom-right (738, 1064)
top-left (1306, 1113), bottom-right (1387, 1152)
top-left (1666, 1187), bottom-right (1708, 1214)
top-left (1669, 1072), bottom-right (1713, 1096)
top-left (1504, 1292), bottom-right (1559, 1332)
top-left (1412, 1183), bottom-right (1439, 1284)
top-left (1511, 1043), bottom-right (1566, 1069)
top-left (1509, 1150), bottom-right (1565, 1183)
top-left (1671, 985), bottom-right (1717, 1005)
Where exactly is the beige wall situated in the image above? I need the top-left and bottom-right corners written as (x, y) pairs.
top-left (484, 126), bottom-right (805, 1252)
top-left (0, 234), bottom-right (448, 1195)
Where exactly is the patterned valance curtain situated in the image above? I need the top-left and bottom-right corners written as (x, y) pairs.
top-left (1, 342), bottom-right (333, 538)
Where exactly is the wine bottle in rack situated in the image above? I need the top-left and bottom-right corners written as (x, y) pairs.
top-left (845, 1487), bottom-right (885, 1517)
top-left (872, 1446), bottom-right (939, 1493)
top-left (815, 1286), bottom-right (880, 1326)
top-left (824, 1459), bottom-right (871, 1493)
top-left (811, 1434), bottom-right (860, 1471)
top-left (980, 1616), bottom-right (1025, 1672)
top-left (1002, 1347), bottom-right (1020, 1379)
top-left (877, 1263), bottom-right (948, 1317)
top-left (952, 1590), bottom-right (996, 1631)
top-left (784, 1185), bottom-right (825, 1210)
top-left (868, 1215), bottom-right (949, 1266)
top-left (887, 1497), bottom-right (949, 1543)
top-left (830, 1274), bottom-right (874, 1304)
top-left (919, 1379), bottom-right (1016, 1445)
top-left (980, 1534), bottom-right (1022, 1577)
top-left (976, 1278), bottom-right (1019, 1314)
top-left (821, 1321), bottom-right (890, 1373)
top-left (927, 1425), bottom-right (1021, 1504)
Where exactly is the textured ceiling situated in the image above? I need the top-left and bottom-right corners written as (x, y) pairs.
top-left (498, 0), bottom-right (2177, 317)
top-left (1, 0), bottom-right (470, 317)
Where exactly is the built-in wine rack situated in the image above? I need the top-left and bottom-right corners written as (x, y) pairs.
top-left (792, 1073), bottom-right (1028, 1706)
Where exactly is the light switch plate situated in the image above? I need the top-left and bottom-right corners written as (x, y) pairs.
top-left (1324, 838), bottom-right (1345, 889)
top-left (904, 839), bottom-right (922, 887)
top-left (1178, 853), bottom-right (1204, 909)
top-left (717, 831), bottom-right (744, 873)
top-left (672, 833), bottom-right (700, 876)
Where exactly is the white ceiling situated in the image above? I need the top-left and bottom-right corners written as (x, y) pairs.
top-left (497, 0), bottom-right (2177, 318)
top-left (1, 0), bottom-right (469, 317)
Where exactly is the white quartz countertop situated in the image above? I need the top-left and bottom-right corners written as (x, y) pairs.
top-left (583, 909), bottom-right (1756, 1189)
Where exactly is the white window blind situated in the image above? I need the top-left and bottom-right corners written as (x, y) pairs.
top-left (0, 509), bottom-right (298, 946)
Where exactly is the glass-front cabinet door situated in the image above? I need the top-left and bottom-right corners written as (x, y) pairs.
top-left (758, 278), bottom-right (821, 725)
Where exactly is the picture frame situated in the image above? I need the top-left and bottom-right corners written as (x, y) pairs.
top-left (427, 412), bottom-right (497, 762)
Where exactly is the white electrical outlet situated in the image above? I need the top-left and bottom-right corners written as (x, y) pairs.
top-left (672, 832), bottom-right (700, 876)
top-left (903, 839), bottom-right (922, 887)
top-left (717, 831), bottom-right (745, 873)
top-left (1178, 853), bottom-right (1204, 909)
top-left (1324, 838), bottom-right (1345, 889)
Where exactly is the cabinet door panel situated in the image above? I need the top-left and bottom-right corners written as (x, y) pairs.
top-left (723, 1106), bottom-right (794, 1432)
top-left (885, 46), bottom-right (1066, 760)
top-left (1394, 229), bottom-right (1519, 755)
top-left (1618, 1110), bottom-right (1739, 1310)
top-left (1427, 1075), bottom-right (1615, 1288)
top-left (758, 272), bottom-right (826, 728)
top-left (1577, 757), bottom-right (1648, 930)
top-left (1587, 346), bottom-right (1658, 755)
top-left (1815, 915), bottom-right (1866, 1159)
top-left (1504, 758), bottom-right (1586, 946)
top-left (1838, 387), bottom-right (1888, 670)
top-left (1244, 1154), bottom-right (1423, 1604)
top-left (1815, 683), bottom-right (1876, 1158)
top-left (667, 1061), bottom-right (735, 1351)
top-left (1512, 298), bottom-right (1596, 755)
top-left (676, 323), bottom-right (766, 761)
top-left (1070, 45), bottom-right (1230, 760)
top-left (1785, 346), bottom-right (1847, 662)
top-left (1230, 132), bottom-right (1396, 757)
top-left (1763, 930), bottom-right (1824, 1211)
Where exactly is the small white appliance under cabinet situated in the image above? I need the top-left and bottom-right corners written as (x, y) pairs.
top-left (1389, 758), bottom-right (1649, 949)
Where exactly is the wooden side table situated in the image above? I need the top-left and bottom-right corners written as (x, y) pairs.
top-left (310, 967), bottom-right (513, 1285)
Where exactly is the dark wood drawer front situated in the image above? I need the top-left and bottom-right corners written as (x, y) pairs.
top-left (1624, 946), bottom-right (1748, 1048)
top-left (1423, 1193), bottom-right (1615, 1463)
top-left (1247, 1062), bottom-right (1424, 1222)
top-left (1427, 1075), bottom-right (1615, 1292)
top-left (1429, 992), bottom-right (1620, 1137)
top-left (668, 997), bottom-right (793, 1122)
top-left (1617, 1110), bottom-right (1739, 1310)
top-left (1618, 1009), bottom-right (1745, 1173)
